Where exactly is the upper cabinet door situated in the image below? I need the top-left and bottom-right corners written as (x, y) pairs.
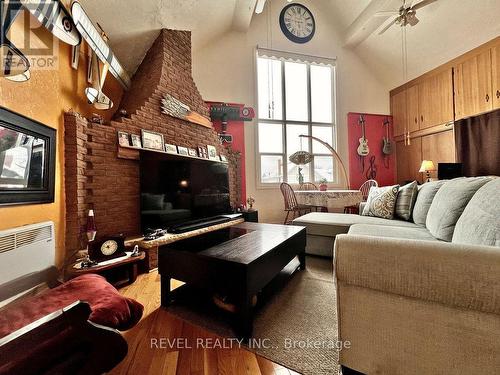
top-left (406, 85), bottom-right (419, 133)
top-left (391, 90), bottom-right (407, 137)
top-left (454, 49), bottom-right (493, 119)
top-left (492, 46), bottom-right (500, 110)
top-left (419, 69), bottom-right (453, 128)
top-left (435, 69), bottom-right (454, 125)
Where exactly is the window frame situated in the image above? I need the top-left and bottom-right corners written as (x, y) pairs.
top-left (255, 51), bottom-right (338, 189)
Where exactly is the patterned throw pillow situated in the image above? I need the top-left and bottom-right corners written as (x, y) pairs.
top-left (395, 181), bottom-right (419, 221)
top-left (361, 185), bottom-right (400, 219)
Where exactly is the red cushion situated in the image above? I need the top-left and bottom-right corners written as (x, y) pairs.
top-left (0, 274), bottom-right (143, 338)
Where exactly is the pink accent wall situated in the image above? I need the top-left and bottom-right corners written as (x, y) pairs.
top-left (347, 112), bottom-right (396, 189)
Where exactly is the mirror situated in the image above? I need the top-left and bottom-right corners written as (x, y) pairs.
top-left (0, 107), bottom-right (56, 206)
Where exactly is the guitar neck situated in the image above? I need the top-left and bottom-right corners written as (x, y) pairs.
top-left (359, 116), bottom-right (366, 139)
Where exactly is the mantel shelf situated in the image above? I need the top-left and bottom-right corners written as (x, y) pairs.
top-left (117, 144), bottom-right (228, 164)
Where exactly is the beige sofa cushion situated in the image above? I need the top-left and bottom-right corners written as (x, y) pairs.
top-left (293, 212), bottom-right (419, 237)
top-left (348, 224), bottom-right (438, 242)
top-left (412, 180), bottom-right (446, 226)
top-left (452, 178), bottom-right (500, 247)
top-left (426, 177), bottom-right (491, 241)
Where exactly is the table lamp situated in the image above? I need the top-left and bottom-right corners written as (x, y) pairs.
top-left (419, 160), bottom-right (436, 182)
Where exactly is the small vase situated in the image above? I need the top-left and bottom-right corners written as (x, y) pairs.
top-left (319, 184), bottom-right (327, 191)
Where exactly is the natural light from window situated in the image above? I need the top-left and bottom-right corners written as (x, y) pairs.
top-left (257, 52), bottom-right (336, 185)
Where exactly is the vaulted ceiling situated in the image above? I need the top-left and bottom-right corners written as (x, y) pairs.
top-left (83, 0), bottom-right (500, 89)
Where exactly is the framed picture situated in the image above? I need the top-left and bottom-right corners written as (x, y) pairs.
top-left (130, 134), bottom-right (142, 148)
top-left (207, 145), bottom-right (218, 160)
top-left (220, 155), bottom-right (228, 162)
top-left (177, 146), bottom-right (188, 156)
top-left (198, 146), bottom-right (208, 159)
top-left (187, 148), bottom-right (198, 157)
top-left (117, 131), bottom-right (130, 147)
top-left (141, 129), bottom-right (164, 151)
top-left (165, 143), bottom-right (177, 154)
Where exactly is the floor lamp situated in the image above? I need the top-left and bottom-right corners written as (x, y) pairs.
top-left (297, 134), bottom-right (350, 189)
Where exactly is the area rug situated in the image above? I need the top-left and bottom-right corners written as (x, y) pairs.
top-left (166, 256), bottom-right (339, 375)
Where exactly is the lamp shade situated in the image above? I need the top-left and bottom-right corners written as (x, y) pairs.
top-left (419, 160), bottom-right (436, 173)
top-left (289, 151), bottom-right (313, 165)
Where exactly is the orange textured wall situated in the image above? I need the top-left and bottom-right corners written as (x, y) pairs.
top-left (0, 15), bottom-right (123, 266)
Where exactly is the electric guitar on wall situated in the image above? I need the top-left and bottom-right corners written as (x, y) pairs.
top-left (357, 115), bottom-right (369, 156)
top-left (382, 118), bottom-right (393, 155)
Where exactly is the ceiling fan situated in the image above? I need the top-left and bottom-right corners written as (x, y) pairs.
top-left (376, 0), bottom-right (437, 35)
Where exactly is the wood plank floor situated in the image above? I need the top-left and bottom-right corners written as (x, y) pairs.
top-left (111, 271), bottom-right (299, 375)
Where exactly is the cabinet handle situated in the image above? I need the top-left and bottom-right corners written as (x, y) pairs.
top-left (414, 117), bottom-right (417, 124)
top-left (496, 90), bottom-right (500, 99)
top-left (420, 115), bottom-right (423, 122)
top-left (485, 94), bottom-right (489, 102)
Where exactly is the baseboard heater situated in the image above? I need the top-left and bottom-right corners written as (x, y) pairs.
top-left (0, 221), bottom-right (55, 305)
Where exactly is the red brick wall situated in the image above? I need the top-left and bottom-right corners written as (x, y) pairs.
top-left (64, 29), bottom-right (241, 253)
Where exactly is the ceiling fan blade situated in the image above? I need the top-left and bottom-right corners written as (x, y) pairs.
top-left (378, 17), bottom-right (398, 35)
top-left (255, 0), bottom-right (266, 14)
top-left (408, 14), bottom-right (419, 26)
top-left (411, 0), bottom-right (437, 11)
top-left (373, 11), bottom-right (399, 17)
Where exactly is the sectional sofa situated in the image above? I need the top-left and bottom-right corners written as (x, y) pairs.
top-left (294, 177), bottom-right (500, 374)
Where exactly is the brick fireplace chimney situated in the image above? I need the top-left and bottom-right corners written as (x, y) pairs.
top-left (64, 29), bottom-right (241, 256)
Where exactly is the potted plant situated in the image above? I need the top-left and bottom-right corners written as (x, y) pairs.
top-left (319, 178), bottom-right (328, 191)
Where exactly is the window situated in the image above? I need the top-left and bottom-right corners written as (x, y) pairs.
top-left (256, 50), bottom-right (336, 185)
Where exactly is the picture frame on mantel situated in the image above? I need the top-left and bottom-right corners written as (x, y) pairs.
top-left (207, 145), bottom-right (218, 160)
top-left (117, 131), bottom-right (130, 147)
top-left (141, 130), bottom-right (164, 151)
top-left (165, 143), bottom-right (177, 154)
top-left (130, 134), bottom-right (142, 148)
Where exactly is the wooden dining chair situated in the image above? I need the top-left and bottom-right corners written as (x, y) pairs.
top-left (344, 179), bottom-right (378, 214)
top-left (280, 182), bottom-right (313, 224)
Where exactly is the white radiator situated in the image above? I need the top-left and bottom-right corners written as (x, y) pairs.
top-left (0, 221), bottom-right (55, 285)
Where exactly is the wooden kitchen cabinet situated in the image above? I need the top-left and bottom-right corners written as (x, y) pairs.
top-left (406, 84), bottom-right (419, 133)
top-left (454, 49), bottom-right (493, 119)
top-left (396, 137), bottom-right (422, 184)
top-left (418, 69), bottom-right (453, 129)
top-left (421, 130), bottom-right (456, 180)
top-left (492, 45), bottom-right (500, 109)
top-left (391, 90), bottom-right (407, 137)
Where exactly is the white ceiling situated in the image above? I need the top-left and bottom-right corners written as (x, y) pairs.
top-left (81, 0), bottom-right (500, 89)
top-left (344, 0), bottom-right (500, 89)
top-left (82, 0), bottom-right (245, 74)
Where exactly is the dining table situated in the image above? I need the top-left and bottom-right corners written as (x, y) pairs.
top-left (294, 189), bottom-right (363, 213)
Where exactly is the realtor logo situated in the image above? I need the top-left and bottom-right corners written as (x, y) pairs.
top-left (1, 0), bottom-right (80, 81)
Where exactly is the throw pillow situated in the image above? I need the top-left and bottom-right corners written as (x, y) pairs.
top-left (362, 185), bottom-right (400, 219)
top-left (395, 181), bottom-right (418, 220)
top-left (412, 180), bottom-right (446, 226)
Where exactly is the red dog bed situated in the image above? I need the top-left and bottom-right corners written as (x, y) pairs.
top-left (0, 274), bottom-right (143, 338)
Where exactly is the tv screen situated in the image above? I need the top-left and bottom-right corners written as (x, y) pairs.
top-left (140, 153), bottom-right (231, 231)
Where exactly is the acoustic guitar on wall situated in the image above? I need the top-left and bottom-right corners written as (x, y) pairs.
top-left (357, 115), bottom-right (369, 156)
top-left (382, 118), bottom-right (393, 155)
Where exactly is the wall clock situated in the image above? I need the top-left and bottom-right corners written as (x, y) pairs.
top-left (279, 3), bottom-right (315, 44)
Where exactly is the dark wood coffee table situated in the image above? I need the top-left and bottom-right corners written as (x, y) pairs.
top-left (158, 222), bottom-right (306, 337)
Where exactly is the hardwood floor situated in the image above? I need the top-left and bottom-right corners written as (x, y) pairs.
top-left (111, 271), bottom-right (299, 375)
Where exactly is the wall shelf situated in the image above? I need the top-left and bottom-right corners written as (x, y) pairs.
top-left (117, 144), bottom-right (228, 164)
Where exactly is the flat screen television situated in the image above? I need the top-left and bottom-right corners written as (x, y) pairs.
top-left (140, 153), bottom-right (231, 231)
